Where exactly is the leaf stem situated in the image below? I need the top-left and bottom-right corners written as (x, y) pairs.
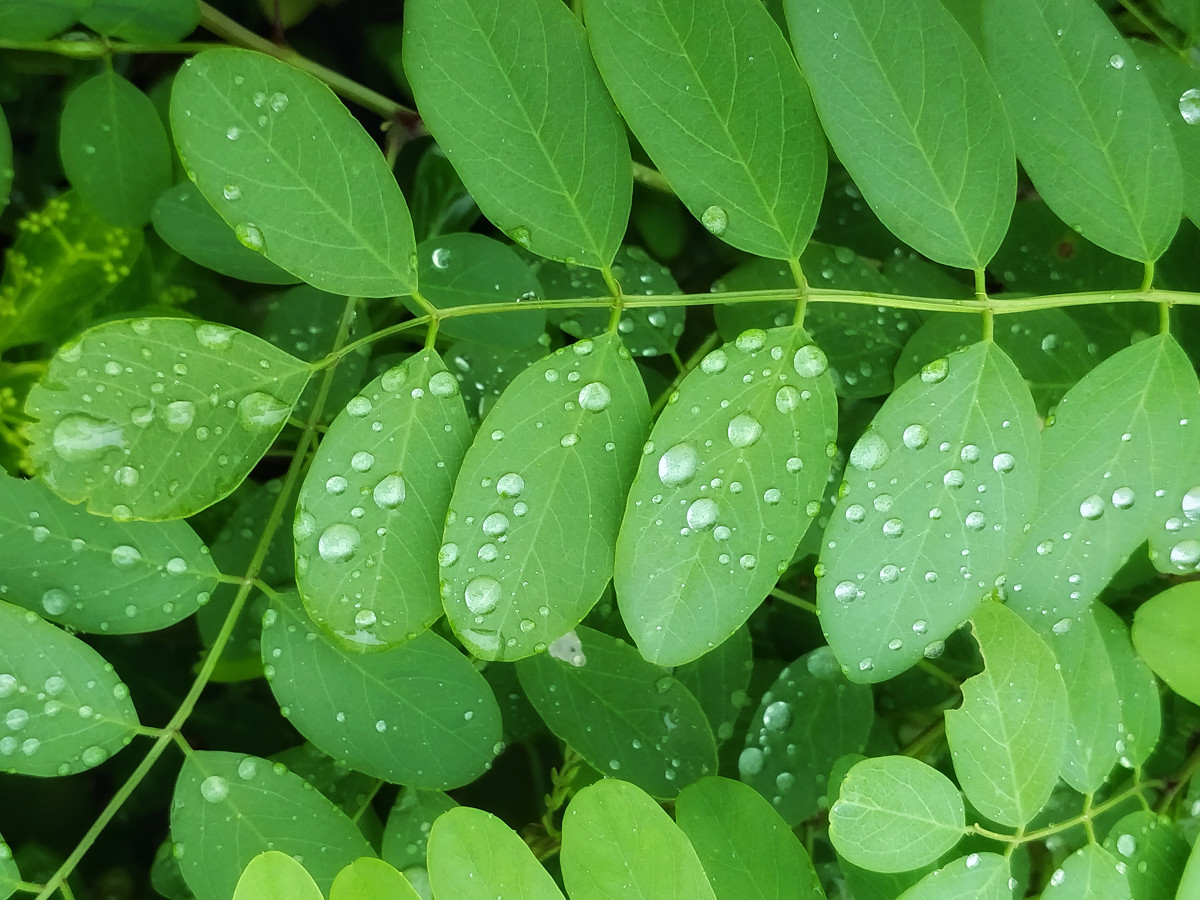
top-left (788, 257), bottom-right (809, 327)
top-left (602, 265), bottom-right (625, 334)
top-left (770, 587), bottom-right (817, 614)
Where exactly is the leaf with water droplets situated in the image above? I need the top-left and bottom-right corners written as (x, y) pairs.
top-left (829, 756), bottom-right (965, 873)
top-left (170, 48), bottom-right (417, 297)
top-left (515, 626), bottom-right (716, 798)
top-left (233, 852), bottom-right (323, 900)
top-left (382, 789), bottom-right (458, 871)
top-left (894, 853), bottom-right (1010, 900)
top-left (945, 600), bottom-right (1068, 827)
top-left (295, 351), bottom-right (471, 648)
top-left (1100, 809), bottom-right (1190, 900)
top-left (785, 0), bottom-right (1015, 268)
top-left (981, 0), bottom-right (1181, 261)
top-left (585, 0), bottom-right (826, 259)
top-left (617, 325), bottom-right (837, 665)
top-left (672, 624), bottom-right (752, 746)
top-left (676, 776), bottom-right (824, 900)
top-left (446, 337), bottom-right (550, 427)
top-left (440, 332), bottom-right (649, 660)
top-left (0, 598), bottom-right (140, 776)
top-left (261, 591), bottom-right (502, 790)
top-left (1136, 41), bottom-right (1200, 232)
top-left (1094, 603), bottom-right (1160, 769)
top-left (818, 341), bottom-right (1040, 683)
top-left (24, 317), bottom-right (311, 520)
top-left (561, 779), bottom-right (717, 900)
top-left (427, 807), bottom-right (564, 900)
top-left (171, 750), bottom-right (374, 900)
top-left (1040, 843), bottom-right (1131, 900)
top-left (329, 858), bottom-right (422, 900)
top-left (404, 0), bottom-right (630, 267)
top-left (0, 470), bottom-right (220, 633)
top-left (738, 646), bottom-right (873, 825)
top-left (1007, 335), bottom-right (1200, 632)
top-left (1133, 583), bottom-right (1200, 706)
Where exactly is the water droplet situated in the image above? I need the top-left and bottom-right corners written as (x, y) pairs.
top-left (844, 503), bottom-right (866, 523)
top-left (509, 225), bottom-right (531, 248)
top-left (834, 581), bottom-right (860, 602)
top-left (548, 630), bottom-right (586, 666)
top-left (560, 433), bottom-right (580, 448)
top-left (1111, 486), bottom-right (1134, 509)
top-left (222, 183), bottom-right (242, 201)
top-left (114, 465), bottom-right (139, 487)
top-left (727, 413), bottom-right (762, 448)
top-left (238, 392), bottom-right (290, 428)
top-left (195, 323), bottom-right (234, 351)
top-left (993, 452), bottom-right (1015, 473)
top-left (920, 358), bottom-right (949, 384)
top-left (793, 345), bottom-right (829, 377)
top-left (775, 385), bottom-right (802, 413)
top-left (1170, 539), bottom-right (1200, 568)
top-left (880, 564), bottom-right (900, 583)
top-left (923, 640), bottom-right (945, 659)
top-left (1116, 833), bottom-right (1136, 857)
top-left (431, 247), bottom-right (451, 269)
top-left (659, 443), bottom-right (699, 486)
top-left (849, 430), bottom-right (889, 470)
top-left (965, 853), bottom-right (981, 869)
top-left (52, 414), bottom-right (124, 460)
top-left (166, 557), bottom-right (188, 575)
top-left (496, 472), bottom-right (524, 498)
top-left (164, 400), bottom-right (195, 433)
top-left (943, 469), bottom-right (965, 489)
top-left (739, 554), bottom-right (757, 570)
top-left (1109, 53), bottom-right (1125, 69)
top-left (578, 382), bottom-right (611, 412)
top-left (200, 775), bottom-right (229, 802)
top-left (351, 451), bottom-right (374, 472)
top-left (428, 371), bottom-right (458, 398)
top-left (1180, 88), bottom-right (1200, 125)
top-left (438, 542), bottom-right (459, 567)
top-left (762, 700), bottom-right (791, 731)
top-left (1080, 494), bottom-right (1104, 520)
top-left (1052, 617), bottom-right (1073, 635)
top-left (372, 474), bottom-right (406, 509)
top-left (225, 126), bottom-right (240, 140)
top-left (763, 488), bottom-right (782, 505)
top-left (960, 444), bottom-right (980, 463)
top-left (701, 205), bottom-right (728, 235)
top-left (1036, 539), bottom-right (1054, 556)
top-left (700, 349), bottom-right (728, 374)
top-left (269, 92), bottom-right (289, 112)
top-left (42, 588), bottom-right (69, 615)
top-left (738, 746), bottom-right (764, 775)
top-left (882, 518), bottom-right (904, 538)
top-left (465, 576), bottom-right (502, 614)
top-left (318, 523), bottom-right (360, 564)
top-left (482, 512), bottom-right (509, 537)
top-left (234, 223), bottom-right (265, 252)
top-left (735, 329), bottom-right (767, 353)
top-left (325, 475), bottom-right (347, 496)
top-left (81, 745), bottom-right (107, 767)
top-left (965, 511), bottom-right (986, 531)
top-left (111, 544), bottom-right (141, 568)
top-left (685, 498), bottom-right (719, 531)
top-left (902, 424), bottom-right (928, 450)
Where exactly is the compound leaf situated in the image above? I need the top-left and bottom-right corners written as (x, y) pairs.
top-left (895, 853), bottom-right (1010, 900)
top-left (25, 317), bottom-right (311, 520)
top-left (171, 48), bottom-right (417, 297)
top-left (1132, 583), bottom-right (1200, 706)
top-left (427, 807), bottom-right (563, 900)
top-left (330, 858), bottom-right (422, 900)
top-left (233, 852), bottom-right (322, 900)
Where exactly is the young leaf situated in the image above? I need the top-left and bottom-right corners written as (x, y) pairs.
top-left (171, 750), bottom-right (374, 900)
top-left (330, 858), bottom-right (422, 900)
top-left (1101, 810), bottom-right (1190, 900)
top-left (515, 625), bottom-right (717, 798)
top-left (382, 789), bottom-right (458, 871)
top-left (261, 592), bottom-right (503, 790)
top-left (0, 599), bottom-right (140, 776)
top-left (427, 807), bottom-right (564, 900)
top-left (785, 0), bottom-right (1015, 269)
top-left (584, 0), bottom-right (826, 260)
top-left (59, 71), bottom-right (171, 228)
top-left (981, 0), bottom-right (1182, 261)
top-left (81, 0), bottom-right (200, 43)
top-left (24, 317), bottom-right (311, 520)
top-left (616, 325), bottom-right (837, 665)
top-left (945, 600), bottom-right (1068, 827)
top-left (673, 624), bottom-right (752, 746)
top-left (894, 853), bottom-right (1010, 900)
top-left (561, 779), bottom-right (717, 900)
top-left (676, 776), bottom-right (826, 900)
top-left (1132, 583), bottom-right (1200, 706)
top-left (1041, 844), bottom-right (1131, 900)
top-left (0, 470), bottom-right (220, 633)
top-left (817, 341), bottom-right (1040, 683)
top-left (403, 0), bottom-right (630, 267)
top-left (1094, 603), bottom-right (1161, 770)
top-left (294, 351), bottom-right (471, 648)
top-left (737, 646), bottom-right (873, 824)
top-left (829, 756), bottom-right (965, 873)
top-left (171, 48), bottom-right (417, 297)
top-left (233, 852), bottom-right (323, 900)
top-left (440, 333), bottom-right (649, 660)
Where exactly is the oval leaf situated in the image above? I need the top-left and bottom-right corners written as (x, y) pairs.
top-left (24, 317), bottom-right (311, 520)
top-left (427, 807), bottom-right (564, 900)
top-left (895, 853), bottom-right (1010, 900)
top-left (1042, 844), bottom-right (1131, 900)
top-left (1101, 810), bottom-right (1190, 900)
top-left (234, 852), bottom-right (323, 900)
top-left (382, 789), bottom-right (458, 871)
top-left (331, 858), bottom-right (422, 900)
top-left (1133, 582), bottom-right (1200, 707)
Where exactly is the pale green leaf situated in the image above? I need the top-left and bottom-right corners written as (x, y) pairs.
top-left (171, 48), bottom-right (417, 297)
top-left (584, 0), bottom-right (826, 259)
top-left (0, 598), bottom-right (139, 776)
top-left (233, 852), bottom-right (322, 900)
top-left (945, 600), bottom-right (1068, 827)
top-left (0, 835), bottom-right (17, 900)
top-left (427, 807), bottom-right (563, 900)
top-left (981, 0), bottom-right (1182, 261)
top-left (331, 858), bottom-right (422, 900)
top-left (1134, 41), bottom-right (1200, 232)
top-left (895, 853), bottom-right (1010, 900)
top-left (1093, 603), bottom-right (1160, 770)
top-left (1042, 844), bottom-right (1131, 900)
top-left (261, 591), bottom-right (503, 790)
top-left (617, 325), bottom-right (837, 665)
top-left (829, 756), bottom-right (965, 873)
top-left (672, 624), bottom-right (752, 746)
top-left (295, 352), bottom-right (470, 648)
top-left (440, 333), bottom-right (649, 660)
top-left (676, 776), bottom-right (826, 900)
top-left (404, 0), bottom-right (630, 267)
top-left (60, 71), bottom-right (171, 227)
top-left (785, 0), bottom-right (1015, 268)
top-left (817, 341), bottom-right (1040, 683)
top-left (171, 750), bottom-right (374, 900)
top-left (737, 646), bottom-right (872, 825)
top-left (1101, 809), bottom-right (1190, 900)
top-left (561, 779), bottom-right (717, 900)
top-left (24, 317), bottom-right (311, 520)
top-left (0, 470), bottom-right (219, 633)
top-left (1133, 583), bottom-right (1200, 706)
top-left (382, 789), bottom-right (457, 871)
top-left (0, 0), bottom-right (86, 40)
top-left (81, 0), bottom-right (199, 43)
top-left (515, 625), bottom-right (717, 798)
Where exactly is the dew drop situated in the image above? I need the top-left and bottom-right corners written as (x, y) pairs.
top-left (372, 474), bottom-right (406, 509)
top-left (762, 701), bottom-right (792, 731)
top-left (727, 413), bottom-right (762, 448)
top-left (700, 349), bottom-right (728, 374)
top-left (438, 542), bottom-right (459, 567)
top-left (318, 523), bottom-right (360, 564)
top-left (428, 371), bottom-right (458, 398)
top-left (238, 392), bottom-right (290, 428)
top-left (834, 581), bottom-right (859, 602)
top-left (52, 414), bottom-right (124, 461)
top-left (200, 775), bottom-right (229, 803)
top-left (1079, 494), bottom-right (1105, 520)
top-left (431, 247), bottom-right (451, 269)
top-left (658, 443), bottom-right (699, 486)
top-left (686, 498), bottom-right (718, 531)
top-left (114, 465), bottom-right (139, 487)
top-left (993, 452), bottom-right (1015, 473)
top-left (1170, 539), bottom-right (1200, 568)
top-left (465, 576), bottom-right (502, 615)
top-left (902, 424), bottom-right (928, 450)
top-left (350, 451), bottom-right (374, 472)
top-left (42, 589), bottom-right (69, 616)
top-left (234, 223), bottom-right (265, 252)
top-left (849, 430), bottom-right (889, 471)
top-left (738, 746), bottom-right (764, 776)
top-left (1111, 486), bottom-right (1134, 509)
top-left (497, 472), bottom-right (524, 498)
top-left (920, 358), bottom-right (949, 384)
top-left (735, 329), bottom-right (767, 353)
top-left (1182, 486), bottom-right (1200, 520)
top-left (1181, 88), bottom-right (1200, 125)
top-left (793, 344), bottom-right (829, 377)
top-left (701, 205), bottom-right (728, 236)
top-left (775, 385), bottom-right (802, 413)
top-left (482, 512), bottom-right (509, 537)
top-left (578, 382), bottom-right (611, 412)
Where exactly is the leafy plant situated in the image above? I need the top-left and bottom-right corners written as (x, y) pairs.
top-left (0, 0), bottom-right (1199, 898)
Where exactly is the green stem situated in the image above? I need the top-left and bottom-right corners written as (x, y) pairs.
top-left (650, 331), bottom-right (721, 418)
top-left (788, 257), bottom-right (809, 327)
top-left (770, 587), bottom-right (817, 615)
top-left (631, 162), bottom-right (675, 195)
top-left (602, 265), bottom-right (625, 334)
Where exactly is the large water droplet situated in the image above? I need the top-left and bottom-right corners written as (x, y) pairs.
top-left (775, 385), bottom-right (802, 413)
top-left (902, 424), bottom-right (928, 450)
top-left (42, 588), bottom-right (69, 615)
top-left (1181, 88), bottom-right (1200, 125)
top-left (578, 382), bottom-right (611, 412)
top-left (195, 323), bottom-right (234, 350)
top-left (738, 746), bottom-right (764, 776)
top-left (1079, 494), bottom-right (1104, 520)
top-left (659, 443), bottom-right (699, 486)
top-left (238, 392), bottom-right (290, 428)
top-left (318, 523), bottom-right (360, 564)
top-left (849, 430), bottom-right (889, 470)
top-left (52, 414), bottom-right (124, 461)
top-left (431, 247), bottom-right (452, 269)
top-left (701, 205), bottom-right (728, 235)
top-left (1181, 485), bottom-right (1200, 521)
top-left (165, 400), bottom-right (195, 433)
top-left (993, 452), bottom-right (1015, 473)
top-left (920, 358), bottom-right (949, 384)
top-left (428, 371), bottom-right (458, 398)
top-left (200, 775), bottom-right (229, 802)
top-left (1170, 539), bottom-right (1200, 568)
top-left (699, 349), bottom-right (728, 374)
top-left (727, 413), bottom-right (762, 448)
top-left (465, 576), bottom-right (502, 615)
top-left (1111, 486), bottom-right (1134, 510)
top-left (497, 472), bottom-right (524, 498)
top-left (686, 498), bottom-right (718, 531)
top-left (234, 223), bottom-right (265, 253)
top-left (735, 329), bottom-right (767, 353)
top-left (111, 544), bottom-right (141, 568)
top-left (762, 700), bottom-right (792, 731)
top-left (548, 630), bottom-right (586, 666)
top-left (482, 512), bottom-right (509, 537)
top-left (793, 344), bottom-right (828, 377)
top-left (372, 474), bottom-right (406, 509)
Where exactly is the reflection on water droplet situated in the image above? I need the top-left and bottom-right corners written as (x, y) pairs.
top-left (42, 589), bottom-right (69, 615)
top-left (1170, 539), bottom-right (1200, 568)
top-left (428, 371), bottom-right (458, 398)
top-left (465, 576), bottom-right (502, 614)
top-left (431, 247), bottom-right (452, 269)
top-left (52, 414), bottom-right (124, 461)
top-left (993, 452), bottom-right (1015, 473)
top-left (1181, 88), bottom-right (1200, 125)
top-left (700, 349), bottom-right (728, 374)
top-left (701, 205), bottom-right (728, 235)
top-left (686, 498), bottom-right (718, 531)
top-left (902, 424), bottom-right (928, 449)
top-left (200, 775), bottom-right (229, 802)
top-left (1109, 53), bottom-right (1125, 69)
top-left (578, 382), bottom-right (611, 412)
top-left (849, 430), bottom-right (889, 470)
top-left (775, 385), bottom-right (802, 413)
top-left (1079, 494), bottom-right (1104, 520)
top-left (497, 472), bottom-right (524, 498)
top-left (165, 400), bottom-right (195, 433)
top-left (372, 474), bottom-right (406, 509)
top-left (234, 223), bottom-right (265, 252)
top-left (920, 358), bottom-right (949, 384)
top-left (318, 523), bottom-right (360, 563)
top-left (727, 413), bottom-right (762, 447)
top-left (659, 443), bottom-right (699, 486)
top-left (793, 344), bottom-right (828, 377)
top-left (111, 544), bottom-right (141, 568)
top-left (1111, 486), bottom-right (1134, 509)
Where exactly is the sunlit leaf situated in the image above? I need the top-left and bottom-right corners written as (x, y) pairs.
top-left (1041, 844), bottom-right (1131, 900)
top-left (427, 807), bottom-right (563, 900)
top-left (1133, 583), bottom-right (1200, 706)
top-left (81, 0), bottom-right (200, 43)
top-left (895, 853), bottom-right (1010, 900)
top-left (382, 789), bottom-right (457, 871)
top-left (233, 852), bottom-right (322, 900)
top-left (1094, 603), bottom-right (1161, 770)
top-left (673, 625), bottom-right (752, 746)
top-left (330, 858), bottom-right (422, 900)
top-left (1101, 809), bottom-right (1190, 900)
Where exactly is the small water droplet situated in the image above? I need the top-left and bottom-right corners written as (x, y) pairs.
top-left (701, 205), bottom-right (728, 235)
top-left (372, 474), bottom-right (406, 509)
top-left (1109, 53), bottom-right (1125, 69)
top-left (920, 358), bottom-right (949, 384)
top-left (234, 223), bottom-right (265, 252)
top-left (738, 746), bottom-right (764, 775)
top-left (762, 700), bottom-right (792, 731)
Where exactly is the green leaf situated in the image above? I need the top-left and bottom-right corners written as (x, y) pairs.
top-left (295, 351), bottom-right (470, 648)
top-left (171, 750), bottom-right (374, 900)
top-left (403, 0), bottom-right (630, 267)
top-left (152, 182), bottom-right (299, 285)
top-left (0, 0), bottom-right (86, 40)
top-left (0, 598), bottom-right (140, 776)
top-left (412, 233), bottom-right (545, 348)
top-left (0, 470), bottom-right (220, 633)
top-left (829, 756), bottom-right (965, 873)
top-left (0, 836), bottom-right (18, 900)
top-left (382, 789), bottom-right (458, 871)
top-left (945, 600), bottom-right (1068, 827)
top-left (1135, 41), bottom-right (1200, 239)
top-left (617, 325), bottom-right (837, 664)
top-left (427, 807), bottom-right (564, 900)
top-left (676, 776), bottom-right (826, 900)
top-left (1133, 583), bottom-right (1200, 706)
top-left (817, 341), bottom-right (1040, 683)
top-left (785, 0), bottom-right (1015, 268)
top-left (673, 624), bottom-right (753, 746)
top-left (408, 141), bottom-right (481, 242)
top-left (171, 48), bottom-right (417, 297)
top-left (1180, 829), bottom-right (1200, 900)
top-left (1101, 810), bottom-right (1190, 900)
top-left (1094, 603), bottom-right (1161, 769)
top-left (233, 852), bottom-right (323, 900)
top-left (24, 317), bottom-right (311, 520)
top-left (1042, 844), bottom-right (1131, 900)
top-left (81, 0), bottom-right (199, 43)
top-left (271, 743), bottom-right (380, 820)
top-left (60, 71), bottom-right (171, 228)
top-left (440, 333), bottom-right (649, 660)
top-left (446, 337), bottom-right (551, 426)
top-left (515, 625), bottom-right (717, 798)
top-left (330, 858), bottom-right (422, 900)
top-left (895, 853), bottom-right (1010, 900)
top-left (0, 103), bottom-right (11, 217)
top-left (1007, 335), bottom-right (1200, 631)
top-left (262, 591), bottom-right (502, 790)
top-left (584, 0), bottom-right (826, 259)
top-left (561, 778), bottom-right (717, 900)
top-left (981, 0), bottom-right (1182, 261)
top-left (737, 647), bottom-right (873, 825)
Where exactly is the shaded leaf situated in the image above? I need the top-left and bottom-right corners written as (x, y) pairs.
top-left (1133, 583), bottom-right (1200, 706)
top-left (895, 853), bottom-right (1010, 900)
top-left (0, 104), bottom-right (11, 217)
top-left (81, 0), bottom-right (199, 43)
top-left (0, 836), bottom-right (17, 900)
top-left (0, 0), bottom-right (86, 39)
top-left (1094, 603), bottom-right (1161, 770)
top-left (233, 852), bottom-right (322, 900)
top-left (1101, 809), bottom-right (1190, 900)
top-left (1042, 844), bottom-right (1131, 900)
top-left (382, 789), bottom-right (457, 871)
top-left (407, 141), bottom-right (480, 241)
top-left (330, 858), bottom-right (422, 900)
top-left (446, 337), bottom-right (551, 427)
top-left (427, 807), bottom-right (563, 900)
top-left (673, 625), bottom-right (753, 746)
top-left (1136, 43), bottom-right (1200, 232)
